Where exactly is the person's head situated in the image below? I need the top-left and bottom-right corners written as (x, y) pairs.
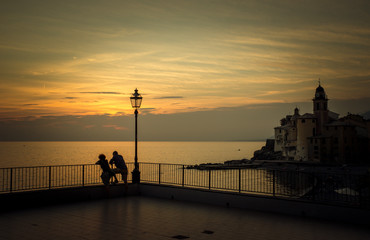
top-left (113, 151), bottom-right (118, 156)
top-left (99, 154), bottom-right (106, 160)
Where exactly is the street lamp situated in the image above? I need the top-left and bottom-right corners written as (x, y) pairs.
top-left (130, 88), bottom-right (142, 184)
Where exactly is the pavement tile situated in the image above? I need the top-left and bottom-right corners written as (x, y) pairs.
top-left (0, 196), bottom-right (369, 240)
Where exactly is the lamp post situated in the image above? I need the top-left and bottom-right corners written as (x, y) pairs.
top-left (130, 88), bottom-right (142, 184)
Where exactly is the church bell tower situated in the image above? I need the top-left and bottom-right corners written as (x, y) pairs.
top-left (313, 82), bottom-right (329, 135)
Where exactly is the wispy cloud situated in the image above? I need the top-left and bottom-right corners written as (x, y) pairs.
top-left (154, 96), bottom-right (184, 99)
top-left (103, 125), bottom-right (128, 131)
top-left (1, 0), bottom-right (370, 121)
top-left (22, 103), bottom-right (38, 106)
top-left (78, 92), bottom-right (123, 95)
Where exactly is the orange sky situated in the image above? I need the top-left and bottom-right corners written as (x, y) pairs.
top-left (1, 0), bottom-right (370, 140)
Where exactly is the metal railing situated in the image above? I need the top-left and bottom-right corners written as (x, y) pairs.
top-left (1, 162), bottom-right (369, 208)
top-left (0, 163), bottom-right (134, 192)
top-left (139, 163), bottom-right (370, 208)
top-left (141, 163), bottom-right (312, 196)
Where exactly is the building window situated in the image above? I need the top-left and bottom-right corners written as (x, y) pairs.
top-left (316, 103), bottom-right (320, 110)
top-left (312, 119), bottom-right (315, 123)
top-left (313, 128), bottom-right (316, 136)
top-left (302, 119), bottom-right (305, 123)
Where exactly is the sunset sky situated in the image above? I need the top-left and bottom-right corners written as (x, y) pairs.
top-left (1, 0), bottom-right (370, 141)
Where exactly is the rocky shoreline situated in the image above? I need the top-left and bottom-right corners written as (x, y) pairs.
top-left (186, 159), bottom-right (369, 174)
top-left (250, 139), bottom-right (283, 161)
top-left (186, 139), bottom-right (284, 170)
top-left (186, 159), bottom-right (310, 171)
top-left (186, 159), bottom-right (259, 170)
top-left (186, 139), bottom-right (369, 174)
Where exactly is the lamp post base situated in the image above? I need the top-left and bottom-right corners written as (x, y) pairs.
top-left (132, 168), bottom-right (141, 184)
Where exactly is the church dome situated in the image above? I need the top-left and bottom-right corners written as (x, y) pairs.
top-left (314, 83), bottom-right (326, 100)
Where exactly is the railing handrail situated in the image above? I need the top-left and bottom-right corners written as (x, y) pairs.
top-left (0, 162), bottom-right (139, 170)
top-left (1, 162), bottom-right (368, 209)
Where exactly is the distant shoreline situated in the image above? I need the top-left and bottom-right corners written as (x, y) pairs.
top-left (187, 159), bottom-right (370, 174)
top-left (0, 140), bottom-right (266, 142)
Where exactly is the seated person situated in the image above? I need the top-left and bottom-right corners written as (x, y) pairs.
top-left (110, 151), bottom-right (128, 190)
top-left (96, 154), bottom-right (118, 185)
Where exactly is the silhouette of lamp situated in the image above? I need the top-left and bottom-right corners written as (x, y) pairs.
top-left (130, 88), bottom-right (142, 184)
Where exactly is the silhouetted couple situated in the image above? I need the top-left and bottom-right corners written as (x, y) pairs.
top-left (95, 151), bottom-right (128, 191)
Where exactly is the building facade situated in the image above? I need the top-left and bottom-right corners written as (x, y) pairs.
top-left (274, 84), bottom-right (370, 164)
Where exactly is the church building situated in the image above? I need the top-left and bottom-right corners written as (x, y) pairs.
top-left (274, 83), bottom-right (370, 164)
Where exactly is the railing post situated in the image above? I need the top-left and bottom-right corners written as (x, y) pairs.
top-left (82, 165), bottom-right (85, 187)
top-left (9, 168), bottom-right (13, 193)
top-left (182, 165), bottom-right (185, 187)
top-left (208, 169), bottom-right (211, 190)
top-left (239, 168), bottom-right (241, 193)
top-left (273, 170), bottom-right (276, 197)
top-left (158, 164), bottom-right (161, 184)
top-left (49, 166), bottom-right (52, 189)
top-left (311, 172), bottom-right (315, 201)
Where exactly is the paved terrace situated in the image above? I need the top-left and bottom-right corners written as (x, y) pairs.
top-left (1, 184), bottom-right (370, 240)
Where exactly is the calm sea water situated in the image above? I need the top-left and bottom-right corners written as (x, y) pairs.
top-left (0, 141), bottom-right (312, 199)
top-left (0, 141), bottom-right (265, 168)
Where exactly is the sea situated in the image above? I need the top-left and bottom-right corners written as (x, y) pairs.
top-left (0, 141), bottom-right (265, 168)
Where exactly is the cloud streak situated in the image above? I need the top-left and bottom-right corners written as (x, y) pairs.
top-left (103, 125), bottom-right (128, 131)
top-left (0, 0), bottom-right (369, 122)
top-left (154, 96), bottom-right (184, 99)
top-left (78, 92), bottom-right (123, 95)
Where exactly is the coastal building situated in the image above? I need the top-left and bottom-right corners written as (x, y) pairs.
top-left (274, 83), bottom-right (370, 164)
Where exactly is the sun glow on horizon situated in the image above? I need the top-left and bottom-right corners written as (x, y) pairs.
top-left (1, 0), bottom-right (370, 123)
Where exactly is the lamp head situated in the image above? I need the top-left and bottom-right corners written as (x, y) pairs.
top-left (130, 88), bottom-right (142, 109)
